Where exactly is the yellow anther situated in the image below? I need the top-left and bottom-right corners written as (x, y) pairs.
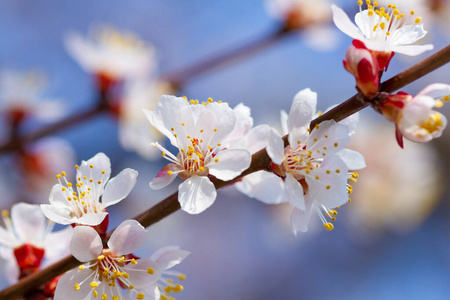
top-left (113, 295), bottom-right (118, 300)
top-left (331, 217), bottom-right (337, 221)
top-left (217, 143), bottom-right (221, 146)
top-left (74, 283), bottom-right (80, 291)
top-left (348, 198), bottom-right (352, 203)
top-left (78, 265), bottom-right (85, 270)
top-left (173, 284), bottom-right (184, 293)
top-left (182, 95), bottom-right (187, 100)
top-left (56, 174), bottom-right (61, 179)
top-left (61, 171), bottom-right (67, 176)
top-left (350, 177), bottom-right (357, 182)
top-left (131, 258), bottom-right (137, 264)
top-left (199, 167), bottom-right (205, 172)
top-left (326, 185), bottom-right (331, 190)
top-left (122, 273), bottom-right (129, 278)
top-left (129, 284), bottom-right (135, 289)
top-left (67, 197), bottom-right (72, 201)
top-left (102, 294), bottom-right (107, 300)
top-left (75, 164), bottom-right (79, 169)
top-left (368, 10), bottom-right (374, 16)
top-left (368, 4), bottom-right (373, 9)
top-left (97, 255), bottom-right (105, 260)
top-left (181, 122), bottom-right (185, 126)
top-left (214, 128), bottom-right (218, 132)
top-left (178, 274), bottom-right (187, 280)
top-left (323, 147), bottom-right (327, 150)
top-left (93, 290), bottom-right (98, 298)
top-left (386, 31), bottom-right (390, 36)
top-left (324, 135), bottom-right (328, 138)
top-left (136, 294), bottom-right (145, 300)
top-left (89, 164), bottom-right (94, 169)
top-left (173, 133), bottom-right (177, 137)
top-left (443, 95), bottom-right (450, 102)
top-left (357, 0), bottom-right (362, 5)
top-left (336, 169), bottom-right (340, 173)
top-left (373, 1), bottom-right (378, 6)
top-left (366, 0), bottom-right (370, 4)
top-left (315, 124), bottom-right (320, 129)
top-left (415, 17), bottom-right (421, 24)
top-left (189, 100), bottom-right (195, 104)
top-left (410, 10), bottom-right (415, 15)
top-left (147, 267), bottom-right (155, 274)
top-left (161, 152), bottom-right (166, 157)
top-left (393, 9), bottom-right (399, 15)
top-left (168, 171), bottom-right (173, 175)
top-left (380, 22), bottom-right (385, 30)
top-left (324, 222), bottom-right (334, 231)
top-left (315, 175), bottom-right (319, 180)
top-left (90, 281), bottom-right (99, 288)
top-left (208, 97), bottom-right (213, 103)
top-left (118, 256), bottom-right (125, 263)
top-left (352, 172), bottom-right (359, 178)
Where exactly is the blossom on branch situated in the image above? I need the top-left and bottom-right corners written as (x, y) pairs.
top-left (54, 220), bottom-right (189, 300)
top-left (65, 25), bottom-right (156, 91)
top-left (41, 152), bottom-right (138, 227)
top-left (146, 95), bottom-right (252, 214)
top-left (379, 83), bottom-right (450, 146)
top-left (0, 202), bottom-right (72, 283)
top-left (332, 1), bottom-right (433, 70)
top-left (236, 88), bottom-right (365, 233)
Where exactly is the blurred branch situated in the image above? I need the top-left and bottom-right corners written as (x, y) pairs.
top-left (162, 26), bottom-right (292, 88)
top-left (1, 44), bottom-right (449, 300)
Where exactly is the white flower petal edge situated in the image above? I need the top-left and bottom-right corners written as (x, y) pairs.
top-left (235, 171), bottom-right (287, 205)
top-left (178, 176), bottom-right (217, 214)
top-left (102, 168), bottom-right (138, 208)
top-left (11, 202), bottom-right (47, 245)
top-left (150, 246), bottom-right (190, 270)
top-left (70, 226), bottom-right (103, 262)
top-left (108, 219), bottom-right (147, 256)
top-left (208, 149), bottom-right (251, 181)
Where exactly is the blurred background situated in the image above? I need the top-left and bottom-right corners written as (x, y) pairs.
top-left (0, 0), bottom-right (449, 299)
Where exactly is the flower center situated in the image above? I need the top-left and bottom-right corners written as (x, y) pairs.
top-left (357, 0), bottom-right (422, 41)
top-left (55, 164), bottom-right (106, 218)
top-left (283, 144), bottom-right (318, 180)
top-left (420, 112), bottom-right (443, 133)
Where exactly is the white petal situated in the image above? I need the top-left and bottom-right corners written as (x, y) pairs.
top-left (265, 127), bottom-right (285, 165)
top-left (40, 204), bottom-right (72, 225)
top-left (151, 246), bottom-right (190, 270)
top-left (287, 88), bottom-right (317, 132)
top-left (124, 258), bottom-right (162, 288)
top-left (150, 164), bottom-right (179, 190)
top-left (307, 120), bottom-right (350, 157)
top-left (54, 268), bottom-right (94, 300)
top-left (178, 176), bottom-right (217, 214)
top-left (140, 285), bottom-right (160, 300)
top-left (305, 155), bottom-right (348, 208)
top-left (227, 103), bottom-right (253, 140)
top-left (291, 198), bottom-right (314, 234)
top-left (75, 212), bottom-right (108, 226)
top-left (390, 44), bottom-right (434, 56)
top-left (108, 219), bottom-right (147, 256)
top-left (70, 226), bottom-right (102, 262)
top-left (284, 174), bottom-right (305, 210)
top-left (11, 202), bottom-right (46, 244)
top-left (102, 168), bottom-right (138, 208)
top-left (235, 171), bottom-right (287, 204)
top-left (336, 149), bottom-right (366, 170)
top-left (390, 24), bottom-right (428, 46)
top-left (331, 5), bottom-right (365, 40)
top-left (78, 152), bottom-right (111, 191)
top-left (324, 105), bottom-right (359, 135)
top-left (237, 125), bottom-right (278, 155)
top-left (208, 149), bottom-right (251, 181)
top-left (280, 110), bottom-right (289, 135)
top-left (5, 259), bottom-right (19, 284)
top-left (196, 102), bottom-right (236, 147)
top-left (0, 227), bottom-right (16, 248)
top-left (43, 226), bottom-right (73, 263)
top-left (416, 83), bottom-right (450, 99)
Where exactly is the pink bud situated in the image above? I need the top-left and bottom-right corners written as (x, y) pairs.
top-left (343, 44), bottom-right (379, 98)
top-left (379, 92), bottom-right (412, 122)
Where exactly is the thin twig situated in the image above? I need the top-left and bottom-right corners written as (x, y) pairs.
top-left (1, 44), bottom-right (449, 300)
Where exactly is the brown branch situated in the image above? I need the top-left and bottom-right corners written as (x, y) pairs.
top-left (1, 44), bottom-right (449, 299)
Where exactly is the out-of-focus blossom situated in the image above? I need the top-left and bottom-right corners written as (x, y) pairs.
top-left (118, 79), bottom-right (173, 160)
top-left (266, 0), bottom-right (340, 51)
top-left (16, 137), bottom-right (76, 204)
top-left (332, 1), bottom-right (433, 69)
top-left (380, 83), bottom-right (450, 146)
top-left (55, 220), bottom-right (189, 300)
top-left (0, 202), bottom-right (72, 283)
top-left (236, 88), bottom-right (365, 233)
top-left (41, 153), bottom-right (138, 228)
top-left (347, 119), bottom-right (442, 234)
top-left (146, 95), bottom-right (251, 214)
top-left (343, 40), bottom-right (380, 97)
top-left (0, 70), bottom-right (65, 126)
top-left (65, 25), bottom-right (156, 90)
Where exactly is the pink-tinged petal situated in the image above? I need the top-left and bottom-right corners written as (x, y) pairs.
top-left (102, 168), bottom-right (138, 208)
top-left (54, 268), bottom-right (94, 300)
top-left (139, 285), bottom-right (160, 300)
top-left (416, 83), bottom-right (450, 99)
top-left (75, 212), bottom-right (108, 226)
top-left (77, 153), bottom-right (112, 191)
top-left (150, 164), bottom-right (179, 190)
top-left (108, 219), bottom-right (146, 256)
top-left (399, 111), bottom-right (447, 143)
top-left (11, 203), bottom-right (46, 244)
top-left (291, 197), bottom-right (314, 235)
top-left (40, 204), bottom-right (72, 225)
top-left (124, 258), bottom-right (162, 288)
top-left (288, 126), bottom-right (310, 151)
top-left (150, 246), bottom-right (190, 270)
top-left (336, 149), bottom-right (366, 170)
top-left (178, 176), bottom-right (216, 214)
top-left (208, 149), bottom-right (251, 181)
top-left (307, 120), bottom-right (350, 158)
top-left (288, 88), bottom-right (317, 132)
top-left (196, 102), bottom-right (236, 147)
top-left (305, 156), bottom-right (348, 208)
top-left (228, 103), bottom-right (253, 140)
top-left (70, 226), bottom-right (102, 262)
top-left (390, 44), bottom-right (433, 56)
top-left (235, 171), bottom-right (287, 205)
top-left (332, 5), bottom-right (365, 40)
top-left (284, 174), bottom-right (305, 210)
